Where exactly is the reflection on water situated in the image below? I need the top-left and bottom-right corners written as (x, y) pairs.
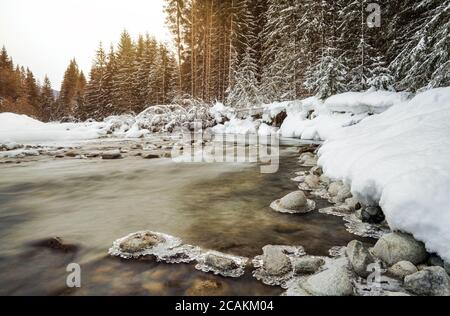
top-left (0, 140), bottom-right (371, 295)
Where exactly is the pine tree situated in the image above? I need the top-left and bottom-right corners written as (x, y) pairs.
top-left (391, 1), bottom-right (450, 91)
top-left (113, 30), bottom-right (136, 113)
top-left (226, 47), bottom-right (261, 107)
top-left (58, 59), bottom-right (81, 118)
top-left (304, 47), bottom-right (348, 100)
top-left (39, 76), bottom-right (55, 121)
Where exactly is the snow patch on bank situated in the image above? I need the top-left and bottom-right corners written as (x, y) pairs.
top-left (319, 87), bottom-right (450, 262)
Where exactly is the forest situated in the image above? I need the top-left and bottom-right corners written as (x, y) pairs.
top-left (1, 0), bottom-right (448, 122)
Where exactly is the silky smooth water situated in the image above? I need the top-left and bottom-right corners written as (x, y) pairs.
top-left (0, 139), bottom-right (370, 295)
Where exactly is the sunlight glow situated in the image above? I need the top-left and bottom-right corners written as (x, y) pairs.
top-left (0, 0), bottom-right (171, 87)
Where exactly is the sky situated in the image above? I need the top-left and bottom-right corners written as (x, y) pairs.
top-left (0, 0), bottom-right (171, 88)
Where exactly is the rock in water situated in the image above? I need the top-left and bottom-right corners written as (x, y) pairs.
top-left (142, 152), bottom-right (160, 159)
top-left (405, 266), bottom-right (450, 296)
top-left (204, 253), bottom-right (239, 271)
top-left (304, 175), bottom-right (320, 189)
top-left (270, 191), bottom-right (316, 214)
top-left (293, 257), bottom-right (325, 275)
top-left (186, 280), bottom-right (224, 296)
top-left (101, 150), bottom-right (122, 160)
top-left (262, 246), bottom-right (292, 276)
top-left (387, 261), bottom-right (418, 279)
top-left (328, 182), bottom-right (343, 197)
top-left (361, 206), bottom-right (385, 224)
top-left (302, 266), bottom-right (354, 296)
top-left (372, 232), bottom-right (428, 266)
top-left (119, 232), bottom-right (165, 253)
top-left (345, 240), bottom-right (375, 278)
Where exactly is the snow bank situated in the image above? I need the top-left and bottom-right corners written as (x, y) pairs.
top-left (0, 112), bottom-right (106, 145)
top-left (279, 90), bottom-right (408, 141)
top-left (319, 87), bottom-right (450, 262)
top-left (0, 103), bottom-right (214, 145)
top-left (325, 89), bottom-right (410, 114)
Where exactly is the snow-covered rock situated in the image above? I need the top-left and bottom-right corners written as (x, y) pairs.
top-left (324, 89), bottom-right (410, 115)
top-left (319, 87), bottom-right (450, 262)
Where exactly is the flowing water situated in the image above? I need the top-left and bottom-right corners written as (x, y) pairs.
top-left (0, 137), bottom-right (372, 296)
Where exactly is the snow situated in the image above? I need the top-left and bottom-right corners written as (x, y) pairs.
top-left (212, 118), bottom-right (259, 135)
top-left (278, 90), bottom-right (409, 141)
top-left (324, 89), bottom-right (411, 114)
top-left (209, 102), bottom-right (236, 123)
top-left (0, 112), bottom-right (106, 145)
top-left (318, 87), bottom-right (450, 262)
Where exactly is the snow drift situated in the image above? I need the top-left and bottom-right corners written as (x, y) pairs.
top-left (279, 90), bottom-right (410, 140)
top-left (318, 87), bottom-right (450, 262)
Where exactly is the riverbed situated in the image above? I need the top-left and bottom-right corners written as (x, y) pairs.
top-left (0, 136), bottom-right (372, 295)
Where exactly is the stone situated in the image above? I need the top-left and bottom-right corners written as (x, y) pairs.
top-left (387, 261), bottom-right (418, 279)
top-left (280, 191), bottom-right (306, 209)
top-left (204, 253), bottom-right (239, 271)
top-left (30, 237), bottom-right (78, 253)
top-left (328, 182), bottom-right (343, 197)
top-left (405, 266), bottom-right (450, 296)
top-left (302, 266), bottom-right (354, 296)
top-left (271, 191), bottom-right (316, 214)
top-left (361, 206), bottom-right (386, 224)
top-left (319, 175), bottom-right (331, 186)
top-left (345, 240), bottom-right (375, 278)
top-left (142, 152), bottom-right (160, 159)
top-left (372, 232), bottom-right (428, 266)
top-left (310, 166), bottom-right (323, 176)
top-left (86, 151), bottom-right (101, 158)
top-left (293, 257), bottom-right (325, 275)
top-left (101, 150), bottom-right (122, 160)
top-left (262, 246), bottom-right (292, 276)
top-left (186, 280), bottom-right (224, 296)
top-left (445, 262), bottom-right (450, 275)
top-left (304, 175), bottom-right (320, 189)
top-left (65, 151), bottom-right (79, 157)
top-left (131, 144), bottom-right (144, 150)
top-left (119, 232), bottom-right (165, 254)
top-left (345, 197), bottom-right (361, 211)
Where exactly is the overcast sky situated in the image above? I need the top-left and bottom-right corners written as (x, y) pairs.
top-left (0, 0), bottom-right (171, 88)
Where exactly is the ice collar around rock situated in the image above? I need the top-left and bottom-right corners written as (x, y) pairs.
top-left (270, 191), bottom-right (316, 214)
top-left (109, 231), bottom-right (248, 277)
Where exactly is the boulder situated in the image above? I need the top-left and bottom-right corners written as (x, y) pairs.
top-left (101, 150), bottom-right (122, 160)
top-left (186, 279), bottom-right (224, 296)
top-left (119, 232), bottom-right (165, 254)
top-left (387, 261), bottom-right (418, 279)
top-left (328, 182), bottom-right (343, 197)
top-left (142, 152), bottom-right (160, 159)
top-left (304, 175), bottom-right (320, 189)
top-left (361, 206), bottom-right (386, 224)
top-left (204, 253), bottom-right (239, 271)
top-left (262, 246), bottom-right (292, 276)
top-left (345, 240), bottom-right (375, 278)
top-left (405, 266), bottom-right (450, 296)
top-left (302, 266), bottom-right (354, 296)
top-left (372, 233), bottom-right (428, 266)
top-left (310, 166), bottom-right (323, 176)
top-left (293, 257), bottom-right (325, 275)
top-left (270, 191), bottom-right (316, 214)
